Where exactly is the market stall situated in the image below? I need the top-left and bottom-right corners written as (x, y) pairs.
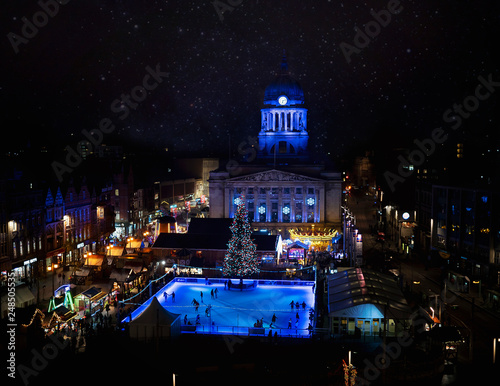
top-left (74, 286), bottom-right (107, 317)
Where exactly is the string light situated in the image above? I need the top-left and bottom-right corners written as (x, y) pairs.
top-left (223, 203), bottom-right (259, 278)
top-left (22, 308), bottom-right (45, 328)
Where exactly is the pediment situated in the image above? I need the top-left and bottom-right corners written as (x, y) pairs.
top-left (228, 169), bottom-right (322, 183)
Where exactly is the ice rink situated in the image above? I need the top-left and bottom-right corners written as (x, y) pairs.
top-left (125, 278), bottom-right (316, 336)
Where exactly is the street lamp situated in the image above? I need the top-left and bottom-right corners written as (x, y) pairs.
top-left (341, 206), bottom-right (356, 267)
top-left (494, 338), bottom-right (500, 364)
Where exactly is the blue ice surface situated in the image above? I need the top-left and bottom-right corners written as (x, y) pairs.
top-left (123, 277), bottom-right (316, 336)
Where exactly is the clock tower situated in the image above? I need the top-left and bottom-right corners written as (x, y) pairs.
top-left (258, 52), bottom-right (309, 160)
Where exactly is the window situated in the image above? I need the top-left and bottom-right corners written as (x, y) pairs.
top-left (308, 187), bottom-right (315, 195)
top-left (284, 187), bottom-right (290, 195)
top-left (115, 189), bottom-right (119, 196)
top-left (296, 188), bottom-right (302, 195)
top-left (295, 202), bottom-right (302, 222)
top-left (283, 203), bottom-right (291, 223)
top-left (258, 204), bottom-right (266, 222)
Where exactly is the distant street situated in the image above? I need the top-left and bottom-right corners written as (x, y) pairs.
top-left (347, 188), bottom-right (500, 380)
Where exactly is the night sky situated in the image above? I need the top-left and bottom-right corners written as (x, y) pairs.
top-left (1, 1), bottom-right (499, 174)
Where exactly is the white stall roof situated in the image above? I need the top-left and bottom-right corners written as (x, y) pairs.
top-left (328, 268), bottom-right (411, 320)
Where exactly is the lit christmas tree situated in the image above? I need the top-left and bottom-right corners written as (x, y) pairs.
top-left (223, 202), bottom-right (259, 277)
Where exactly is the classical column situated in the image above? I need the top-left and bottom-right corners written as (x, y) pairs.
top-left (314, 188), bottom-right (320, 222)
top-left (319, 187), bottom-right (325, 222)
top-left (302, 186), bottom-right (308, 222)
top-left (278, 188), bottom-right (283, 222)
top-left (290, 189), bottom-right (295, 222)
top-left (224, 186), bottom-right (231, 218)
top-left (266, 187), bottom-right (271, 222)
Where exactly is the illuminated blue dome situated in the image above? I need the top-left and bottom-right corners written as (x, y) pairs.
top-left (263, 53), bottom-right (305, 106)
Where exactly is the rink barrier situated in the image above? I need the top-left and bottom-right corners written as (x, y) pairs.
top-left (120, 266), bottom-right (315, 305)
top-left (180, 324), bottom-right (314, 338)
top-left (121, 277), bottom-right (315, 324)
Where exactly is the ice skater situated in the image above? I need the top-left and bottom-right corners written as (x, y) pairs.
top-left (200, 291), bottom-right (204, 302)
top-left (296, 312), bottom-right (300, 321)
top-left (270, 313), bottom-right (277, 328)
top-left (163, 291), bottom-right (167, 301)
top-left (301, 301), bottom-right (306, 309)
top-left (184, 315), bottom-right (188, 325)
top-left (171, 291), bottom-right (175, 302)
top-left (196, 314), bottom-right (201, 325)
top-left (288, 318), bottom-right (292, 329)
top-left (214, 288), bottom-right (219, 298)
top-left (290, 300), bottom-right (295, 310)
top-left (210, 289), bottom-right (214, 299)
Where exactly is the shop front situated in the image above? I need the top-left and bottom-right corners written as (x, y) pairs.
top-left (10, 257), bottom-right (38, 285)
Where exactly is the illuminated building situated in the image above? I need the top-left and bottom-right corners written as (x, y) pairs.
top-left (209, 53), bottom-right (342, 248)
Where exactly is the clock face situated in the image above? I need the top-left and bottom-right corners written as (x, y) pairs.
top-left (278, 96), bottom-right (287, 105)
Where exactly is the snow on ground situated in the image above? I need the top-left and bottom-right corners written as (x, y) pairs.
top-left (126, 278), bottom-right (315, 336)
